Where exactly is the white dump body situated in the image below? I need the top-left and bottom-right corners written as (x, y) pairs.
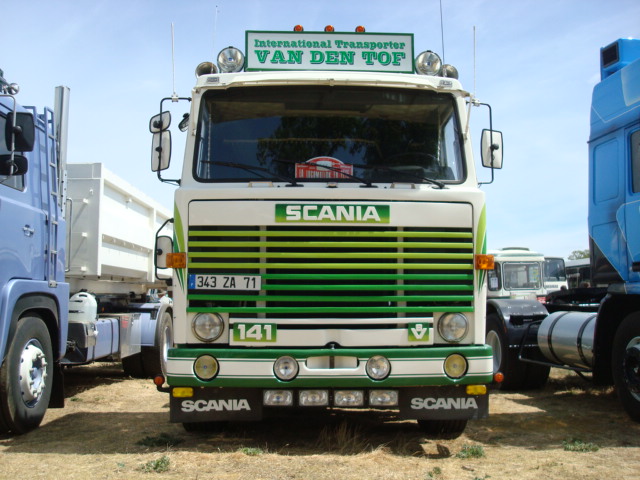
top-left (65, 163), bottom-right (172, 294)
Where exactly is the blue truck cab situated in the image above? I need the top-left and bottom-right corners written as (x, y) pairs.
top-left (0, 72), bottom-right (69, 433)
top-left (485, 39), bottom-right (640, 422)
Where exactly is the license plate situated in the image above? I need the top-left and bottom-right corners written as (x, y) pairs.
top-left (188, 274), bottom-right (262, 291)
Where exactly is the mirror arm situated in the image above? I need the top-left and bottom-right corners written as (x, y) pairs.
top-left (477, 101), bottom-right (497, 186)
top-left (155, 217), bottom-right (175, 283)
top-left (155, 96), bottom-right (191, 186)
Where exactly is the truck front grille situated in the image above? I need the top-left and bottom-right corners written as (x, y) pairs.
top-left (187, 226), bottom-right (474, 318)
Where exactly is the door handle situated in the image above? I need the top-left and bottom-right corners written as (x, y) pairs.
top-left (23, 225), bottom-right (35, 237)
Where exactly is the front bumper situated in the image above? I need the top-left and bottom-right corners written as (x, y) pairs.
top-left (166, 345), bottom-right (493, 388)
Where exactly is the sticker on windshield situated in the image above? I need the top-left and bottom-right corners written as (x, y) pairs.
top-left (295, 157), bottom-right (354, 180)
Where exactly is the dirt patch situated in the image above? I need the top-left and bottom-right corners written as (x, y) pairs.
top-left (1, 365), bottom-right (640, 480)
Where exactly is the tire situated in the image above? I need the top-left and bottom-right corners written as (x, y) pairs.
top-left (612, 312), bottom-right (640, 422)
top-left (183, 421), bottom-right (227, 433)
top-left (417, 419), bottom-right (467, 439)
top-left (486, 314), bottom-right (507, 387)
top-left (0, 315), bottom-right (54, 434)
top-left (121, 352), bottom-right (146, 378)
top-left (486, 313), bottom-right (550, 390)
top-left (141, 310), bottom-right (173, 378)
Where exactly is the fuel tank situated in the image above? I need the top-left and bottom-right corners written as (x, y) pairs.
top-left (537, 311), bottom-right (596, 370)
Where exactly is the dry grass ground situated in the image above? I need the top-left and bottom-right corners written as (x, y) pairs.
top-left (1, 364), bottom-right (640, 480)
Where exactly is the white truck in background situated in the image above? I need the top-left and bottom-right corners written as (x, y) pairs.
top-left (486, 247), bottom-right (567, 302)
top-left (64, 162), bottom-right (173, 378)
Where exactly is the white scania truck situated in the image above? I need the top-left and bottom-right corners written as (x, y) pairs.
top-left (150, 27), bottom-right (503, 438)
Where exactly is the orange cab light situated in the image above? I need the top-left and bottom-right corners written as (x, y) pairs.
top-left (475, 254), bottom-right (495, 270)
top-left (166, 252), bottom-right (187, 269)
top-left (324, 25), bottom-right (335, 32)
top-left (355, 25), bottom-right (366, 33)
top-left (293, 24), bottom-right (304, 32)
top-left (494, 372), bottom-right (505, 384)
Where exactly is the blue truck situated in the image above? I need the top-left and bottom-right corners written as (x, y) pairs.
top-left (486, 38), bottom-right (640, 419)
top-left (0, 71), bottom-right (173, 434)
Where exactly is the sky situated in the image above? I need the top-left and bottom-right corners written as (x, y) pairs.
top-left (2, 0), bottom-right (639, 258)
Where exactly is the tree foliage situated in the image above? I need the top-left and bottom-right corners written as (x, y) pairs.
top-left (568, 249), bottom-right (590, 260)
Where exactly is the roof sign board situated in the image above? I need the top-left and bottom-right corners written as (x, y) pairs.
top-left (245, 31), bottom-right (414, 73)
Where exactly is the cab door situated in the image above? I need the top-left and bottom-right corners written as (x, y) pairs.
top-left (623, 128), bottom-right (640, 283)
top-left (0, 108), bottom-right (45, 287)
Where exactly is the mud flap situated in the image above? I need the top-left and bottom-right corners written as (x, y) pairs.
top-left (170, 388), bottom-right (263, 423)
top-left (398, 386), bottom-right (489, 420)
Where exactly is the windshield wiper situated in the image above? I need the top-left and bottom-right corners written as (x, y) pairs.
top-left (352, 164), bottom-right (446, 189)
top-left (201, 161), bottom-right (302, 187)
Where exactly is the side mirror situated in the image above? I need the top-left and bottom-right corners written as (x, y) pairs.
top-left (155, 235), bottom-right (173, 269)
top-left (5, 112), bottom-right (35, 152)
top-left (481, 129), bottom-right (503, 169)
top-left (151, 130), bottom-right (171, 172)
top-left (149, 111), bottom-right (171, 133)
top-left (0, 154), bottom-right (28, 175)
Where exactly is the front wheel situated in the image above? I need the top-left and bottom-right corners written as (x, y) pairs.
top-left (486, 313), bottom-right (550, 390)
top-left (417, 419), bottom-right (467, 439)
top-left (0, 315), bottom-right (54, 434)
top-left (141, 310), bottom-right (173, 378)
top-left (612, 312), bottom-right (640, 422)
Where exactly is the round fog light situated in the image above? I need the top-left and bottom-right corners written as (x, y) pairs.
top-left (366, 355), bottom-right (391, 380)
top-left (415, 50), bottom-right (442, 76)
top-left (274, 356), bottom-right (299, 381)
top-left (194, 355), bottom-right (219, 381)
top-left (438, 313), bottom-right (469, 343)
top-left (217, 47), bottom-right (245, 73)
top-left (192, 313), bottom-right (224, 342)
top-left (444, 354), bottom-right (468, 379)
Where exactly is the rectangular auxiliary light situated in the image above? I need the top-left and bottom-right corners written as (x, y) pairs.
top-left (334, 390), bottom-right (364, 407)
top-left (369, 390), bottom-right (398, 406)
top-left (263, 390), bottom-right (293, 406)
top-left (299, 390), bottom-right (329, 406)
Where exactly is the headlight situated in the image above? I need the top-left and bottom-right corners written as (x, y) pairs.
top-left (194, 355), bottom-right (219, 381)
top-left (444, 354), bottom-right (468, 379)
top-left (414, 50), bottom-right (442, 76)
top-left (366, 355), bottom-right (391, 380)
top-left (217, 47), bottom-right (245, 73)
top-left (192, 313), bottom-right (224, 342)
top-left (438, 313), bottom-right (469, 343)
top-left (274, 356), bottom-right (299, 381)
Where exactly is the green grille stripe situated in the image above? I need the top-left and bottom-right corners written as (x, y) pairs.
top-left (261, 273), bottom-right (473, 281)
top-left (187, 306), bottom-right (474, 313)
top-left (188, 294), bottom-right (473, 302)
top-left (189, 251), bottom-right (473, 260)
top-left (188, 262), bottom-right (473, 270)
top-left (190, 230), bottom-right (472, 239)
top-left (262, 284), bottom-right (473, 291)
top-left (189, 240), bottom-right (473, 249)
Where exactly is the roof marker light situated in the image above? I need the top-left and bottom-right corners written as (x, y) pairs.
top-left (324, 25), bottom-right (335, 32)
top-left (293, 25), bottom-right (304, 32)
top-left (355, 25), bottom-right (366, 33)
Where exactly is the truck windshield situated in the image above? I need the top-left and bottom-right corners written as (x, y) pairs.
top-left (503, 262), bottom-right (542, 290)
top-left (194, 85), bottom-right (465, 184)
top-left (544, 257), bottom-right (567, 282)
